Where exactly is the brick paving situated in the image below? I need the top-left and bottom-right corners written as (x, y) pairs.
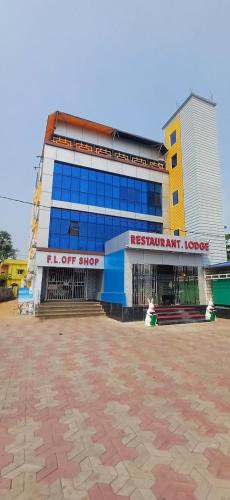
top-left (0, 300), bottom-right (230, 499)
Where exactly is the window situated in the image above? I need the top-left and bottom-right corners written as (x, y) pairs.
top-left (17, 269), bottom-right (24, 275)
top-left (69, 221), bottom-right (80, 236)
top-left (147, 191), bottom-right (161, 208)
top-left (49, 208), bottom-right (163, 252)
top-left (172, 190), bottom-right (179, 205)
top-left (171, 153), bottom-right (177, 168)
top-left (52, 162), bottom-right (162, 217)
top-left (170, 130), bottom-right (176, 146)
top-left (174, 229), bottom-right (180, 236)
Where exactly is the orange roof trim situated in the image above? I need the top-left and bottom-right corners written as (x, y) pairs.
top-left (44, 111), bottom-right (114, 144)
top-left (44, 110), bottom-right (167, 155)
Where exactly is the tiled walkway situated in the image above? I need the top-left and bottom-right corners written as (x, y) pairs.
top-left (0, 301), bottom-right (230, 499)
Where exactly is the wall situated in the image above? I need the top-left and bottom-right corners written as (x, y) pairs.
top-left (163, 95), bottom-right (226, 265)
top-left (101, 250), bottom-right (126, 305)
top-left (179, 96), bottom-right (226, 264)
top-left (36, 143), bottom-right (168, 250)
top-left (55, 123), bottom-right (165, 161)
top-left (0, 288), bottom-right (14, 302)
top-left (164, 117), bottom-right (185, 235)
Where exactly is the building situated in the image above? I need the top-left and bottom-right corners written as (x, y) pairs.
top-left (0, 259), bottom-right (27, 296)
top-left (28, 93), bottom-right (226, 317)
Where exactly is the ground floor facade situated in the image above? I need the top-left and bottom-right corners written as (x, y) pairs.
top-left (35, 262), bottom-right (202, 306)
top-left (31, 231), bottom-right (209, 313)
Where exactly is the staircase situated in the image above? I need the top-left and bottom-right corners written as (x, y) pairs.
top-left (35, 301), bottom-right (105, 319)
top-left (154, 305), bottom-right (206, 325)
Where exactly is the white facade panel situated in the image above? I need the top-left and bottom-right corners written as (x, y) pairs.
top-left (105, 231), bottom-right (209, 256)
top-left (126, 248), bottom-right (202, 267)
top-left (43, 144), bottom-right (167, 184)
top-left (51, 200), bottom-right (163, 224)
top-left (179, 96), bottom-right (226, 264)
top-left (54, 123), bottom-right (165, 161)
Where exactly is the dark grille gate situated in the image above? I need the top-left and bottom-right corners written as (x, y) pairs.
top-left (132, 264), bottom-right (157, 306)
top-left (46, 268), bottom-right (88, 301)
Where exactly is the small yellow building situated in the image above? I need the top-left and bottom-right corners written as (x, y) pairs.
top-left (0, 259), bottom-right (27, 296)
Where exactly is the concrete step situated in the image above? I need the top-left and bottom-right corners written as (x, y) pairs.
top-left (35, 311), bottom-right (105, 319)
top-left (157, 313), bottom-right (205, 320)
top-left (36, 303), bottom-right (102, 311)
top-left (37, 300), bottom-right (101, 307)
top-left (148, 305), bottom-right (206, 325)
top-left (35, 301), bottom-right (105, 319)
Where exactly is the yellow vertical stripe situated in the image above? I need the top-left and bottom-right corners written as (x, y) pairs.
top-left (164, 117), bottom-right (185, 236)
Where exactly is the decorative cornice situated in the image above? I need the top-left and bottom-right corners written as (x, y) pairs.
top-left (46, 135), bottom-right (168, 174)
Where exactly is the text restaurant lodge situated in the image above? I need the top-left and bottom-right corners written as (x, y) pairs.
top-left (28, 93), bottom-right (226, 320)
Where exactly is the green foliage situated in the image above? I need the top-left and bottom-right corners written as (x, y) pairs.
top-left (0, 231), bottom-right (17, 262)
top-left (225, 233), bottom-right (230, 260)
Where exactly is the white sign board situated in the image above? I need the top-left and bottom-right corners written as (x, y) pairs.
top-left (36, 251), bottom-right (104, 269)
top-left (127, 232), bottom-right (209, 254)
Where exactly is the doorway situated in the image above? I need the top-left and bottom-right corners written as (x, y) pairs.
top-left (132, 264), bottom-right (199, 306)
top-left (46, 268), bottom-right (88, 301)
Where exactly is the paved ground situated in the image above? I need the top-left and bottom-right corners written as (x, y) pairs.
top-left (0, 301), bottom-right (230, 500)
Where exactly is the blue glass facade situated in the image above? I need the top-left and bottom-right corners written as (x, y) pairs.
top-left (52, 161), bottom-right (162, 216)
top-left (49, 208), bottom-right (163, 252)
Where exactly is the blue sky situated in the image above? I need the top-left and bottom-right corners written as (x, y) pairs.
top-left (0, 0), bottom-right (229, 258)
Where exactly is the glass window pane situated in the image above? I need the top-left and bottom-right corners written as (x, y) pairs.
top-left (81, 181), bottom-right (88, 193)
top-left (60, 220), bottom-right (69, 234)
top-left (62, 210), bottom-right (71, 219)
top-left (60, 236), bottom-right (70, 248)
top-left (170, 130), bottom-right (177, 146)
top-left (62, 165), bottom-right (72, 176)
top-left (52, 188), bottom-right (61, 200)
top-left (88, 181), bottom-right (96, 194)
top-left (53, 174), bottom-right (62, 188)
top-left (81, 168), bottom-right (88, 179)
top-left (89, 170), bottom-right (97, 181)
top-left (49, 236), bottom-right (60, 247)
top-left (54, 162), bottom-right (62, 175)
top-left (79, 193), bottom-right (88, 204)
top-left (71, 179), bottom-right (80, 191)
top-left (62, 190), bottom-right (71, 202)
top-left (70, 191), bottom-right (79, 202)
top-left (72, 166), bottom-right (81, 177)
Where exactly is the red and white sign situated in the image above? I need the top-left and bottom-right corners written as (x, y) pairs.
top-left (128, 232), bottom-right (209, 254)
top-left (36, 251), bottom-right (104, 269)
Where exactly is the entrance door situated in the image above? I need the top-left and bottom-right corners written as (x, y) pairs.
top-left (157, 265), bottom-right (176, 305)
top-left (132, 264), bottom-right (157, 305)
top-left (46, 268), bottom-right (88, 301)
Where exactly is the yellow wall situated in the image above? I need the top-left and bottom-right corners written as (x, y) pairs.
top-left (0, 259), bottom-right (27, 296)
top-left (33, 180), bottom-right (42, 205)
top-left (29, 179), bottom-right (41, 260)
top-left (164, 117), bottom-right (185, 236)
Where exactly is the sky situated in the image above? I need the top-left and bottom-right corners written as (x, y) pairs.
top-left (0, 0), bottom-right (230, 258)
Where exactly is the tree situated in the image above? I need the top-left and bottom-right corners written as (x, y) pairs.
top-left (0, 231), bottom-right (17, 262)
top-left (225, 233), bottom-right (230, 260)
